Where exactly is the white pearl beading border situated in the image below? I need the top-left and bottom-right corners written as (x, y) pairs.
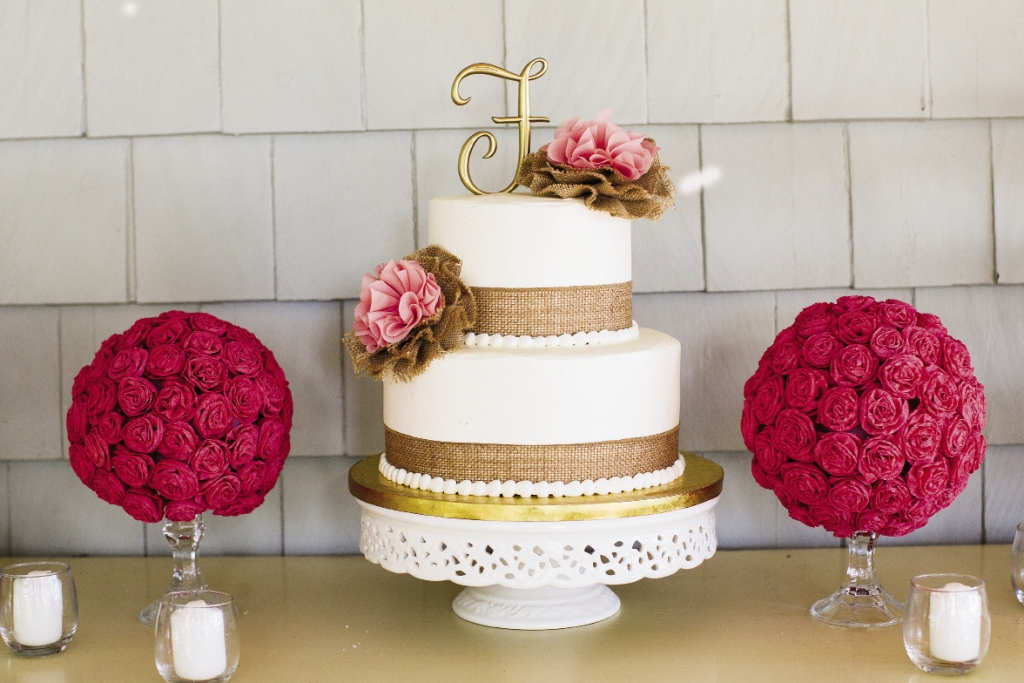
top-left (464, 321), bottom-right (640, 348)
top-left (358, 497), bottom-right (719, 588)
top-left (378, 452), bottom-right (685, 498)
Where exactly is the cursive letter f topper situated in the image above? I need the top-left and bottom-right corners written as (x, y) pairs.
top-left (451, 58), bottom-right (549, 195)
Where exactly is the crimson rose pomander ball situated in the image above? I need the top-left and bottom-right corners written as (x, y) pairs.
top-left (741, 296), bottom-right (986, 538)
top-left (66, 311), bottom-right (293, 523)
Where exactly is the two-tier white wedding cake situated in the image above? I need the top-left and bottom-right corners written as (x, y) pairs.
top-left (377, 194), bottom-right (684, 497)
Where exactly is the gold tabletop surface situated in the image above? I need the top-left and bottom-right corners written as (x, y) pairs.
top-left (348, 452), bottom-right (724, 521)
top-left (3, 545), bottom-right (1024, 682)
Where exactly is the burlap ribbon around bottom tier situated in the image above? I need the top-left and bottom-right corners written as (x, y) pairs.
top-left (384, 425), bottom-right (680, 483)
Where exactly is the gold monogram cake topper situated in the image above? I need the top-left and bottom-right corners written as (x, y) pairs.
top-left (451, 58), bottom-right (549, 194)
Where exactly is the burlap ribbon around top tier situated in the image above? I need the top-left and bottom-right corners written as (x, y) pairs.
top-left (473, 281), bottom-right (633, 337)
top-left (384, 425), bottom-right (680, 483)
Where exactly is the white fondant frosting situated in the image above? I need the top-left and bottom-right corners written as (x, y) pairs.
top-left (383, 328), bottom-right (680, 445)
top-left (465, 321), bottom-right (640, 348)
top-left (428, 194), bottom-right (631, 288)
top-left (379, 453), bottom-right (686, 498)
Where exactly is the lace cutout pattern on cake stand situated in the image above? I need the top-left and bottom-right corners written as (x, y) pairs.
top-left (358, 498), bottom-right (718, 588)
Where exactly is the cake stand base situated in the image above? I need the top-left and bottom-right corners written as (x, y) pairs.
top-left (349, 452), bottom-right (724, 631)
top-left (452, 584), bottom-right (620, 630)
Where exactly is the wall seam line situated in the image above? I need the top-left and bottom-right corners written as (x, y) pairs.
top-left (411, 133), bottom-right (420, 249)
top-left (924, 0), bottom-right (933, 118)
top-left (279, 473), bottom-right (286, 556)
top-left (642, 0), bottom-right (650, 124)
top-left (56, 309), bottom-right (64, 463)
top-left (358, 0), bottom-right (368, 130)
top-left (127, 138), bottom-right (137, 302)
top-left (844, 123), bottom-right (854, 288)
top-left (79, 0), bottom-right (88, 136)
top-left (501, 0), bottom-right (509, 114)
top-left (989, 119), bottom-right (998, 283)
top-left (697, 124), bottom-right (708, 291)
top-left (980, 458), bottom-right (986, 544)
top-left (5, 462), bottom-right (12, 554)
top-left (784, 0), bottom-right (793, 121)
top-left (217, 0), bottom-right (225, 131)
top-left (270, 137), bottom-right (279, 300)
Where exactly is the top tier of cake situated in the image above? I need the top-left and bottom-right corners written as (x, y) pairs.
top-left (428, 195), bottom-right (633, 338)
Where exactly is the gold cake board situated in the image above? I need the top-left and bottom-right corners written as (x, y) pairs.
top-left (348, 451), bottom-right (723, 523)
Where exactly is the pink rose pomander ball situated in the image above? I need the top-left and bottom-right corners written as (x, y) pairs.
top-left (542, 108), bottom-right (659, 181)
top-left (741, 296), bottom-right (986, 538)
top-left (353, 259), bottom-right (443, 353)
top-left (66, 311), bottom-right (293, 523)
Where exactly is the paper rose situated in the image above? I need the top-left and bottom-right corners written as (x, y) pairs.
top-left (741, 296), bottom-right (986, 538)
top-left (67, 311), bottom-right (292, 523)
top-left (543, 108), bottom-right (659, 181)
top-left (354, 259), bottom-right (443, 353)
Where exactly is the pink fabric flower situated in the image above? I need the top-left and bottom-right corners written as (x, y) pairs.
top-left (542, 109), bottom-right (658, 181)
top-left (353, 259), bottom-right (443, 353)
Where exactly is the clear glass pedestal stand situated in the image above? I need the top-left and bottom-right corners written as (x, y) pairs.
top-left (810, 531), bottom-right (904, 627)
top-left (139, 515), bottom-right (209, 626)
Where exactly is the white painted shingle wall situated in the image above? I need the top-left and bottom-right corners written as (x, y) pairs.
top-left (0, 0), bottom-right (1022, 555)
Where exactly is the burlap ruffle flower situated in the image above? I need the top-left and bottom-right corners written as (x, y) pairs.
top-left (344, 245), bottom-right (476, 382)
top-left (517, 144), bottom-right (676, 221)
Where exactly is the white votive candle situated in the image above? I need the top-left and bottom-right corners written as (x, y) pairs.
top-left (929, 582), bottom-right (982, 662)
top-left (13, 570), bottom-right (63, 647)
top-left (171, 599), bottom-right (227, 681)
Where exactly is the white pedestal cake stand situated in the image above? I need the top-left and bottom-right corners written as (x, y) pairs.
top-left (349, 453), bottom-right (723, 630)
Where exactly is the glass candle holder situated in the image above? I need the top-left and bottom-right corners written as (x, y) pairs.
top-left (1012, 522), bottom-right (1024, 605)
top-left (904, 574), bottom-right (990, 675)
top-left (155, 590), bottom-right (239, 683)
top-left (0, 562), bottom-right (79, 656)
